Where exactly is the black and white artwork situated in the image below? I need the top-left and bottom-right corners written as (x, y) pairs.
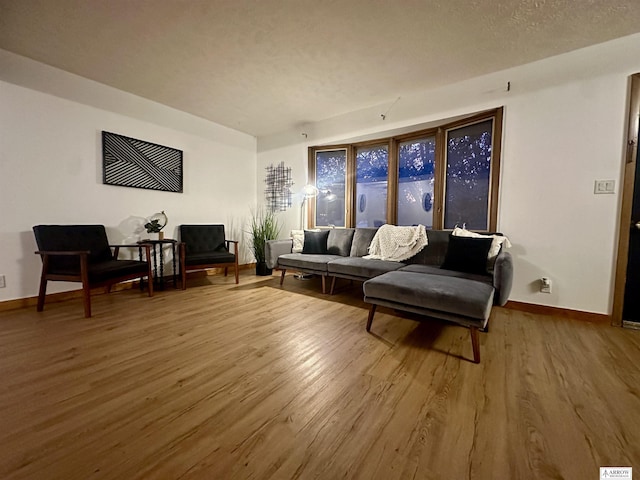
top-left (264, 162), bottom-right (293, 212)
top-left (102, 131), bottom-right (183, 193)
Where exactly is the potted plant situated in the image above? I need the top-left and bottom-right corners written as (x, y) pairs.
top-left (144, 211), bottom-right (168, 240)
top-left (248, 207), bottom-right (281, 276)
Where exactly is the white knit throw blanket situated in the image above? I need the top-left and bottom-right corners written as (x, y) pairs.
top-left (364, 224), bottom-right (428, 262)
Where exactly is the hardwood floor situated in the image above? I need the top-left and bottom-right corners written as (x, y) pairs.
top-left (1, 272), bottom-right (639, 479)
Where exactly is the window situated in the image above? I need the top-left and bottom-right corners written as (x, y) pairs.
top-left (356, 144), bottom-right (389, 227)
top-left (397, 136), bottom-right (436, 227)
top-left (313, 148), bottom-right (347, 227)
top-left (444, 119), bottom-right (494, 230)
top-left (308, 108), bottom-right (502, 231)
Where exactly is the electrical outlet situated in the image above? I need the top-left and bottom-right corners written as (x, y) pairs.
top-left (0, 275), bottom-right (5, 288)
top-left (540, 277), bottom-right (551, 294)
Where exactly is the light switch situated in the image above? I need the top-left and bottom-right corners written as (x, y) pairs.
top-left (604, 180), bottom-right (615, 192)
top-left (594, 180), bottom-right (615, 194)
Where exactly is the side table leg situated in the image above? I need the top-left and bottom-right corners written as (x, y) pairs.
top-left (138, 246), bottom-right (144, 291)
top-left (172, 243), bottom-right (177, 288)
top-left (152, 244), bottom-right (158, 288)
top-left (159, 245), bottom-right (165, 290)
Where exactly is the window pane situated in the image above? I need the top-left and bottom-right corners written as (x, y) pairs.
top-left (397, 137), bottom-right (436, 227)
top-left (315, 149), bottom-right (346, 227)
top-left (356, 145), bottom-right (388, 227)
top-left (444, 119), bottom-right (493, 230)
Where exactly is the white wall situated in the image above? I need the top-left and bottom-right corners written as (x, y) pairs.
top-left (256, 141), bottom-right (311, 238)
top-left (0, 54), bottom-right (257, 302)
top-left (4, 32), bottom-right (640, 314)
top-left (257, 33), bottom-right (640, 315)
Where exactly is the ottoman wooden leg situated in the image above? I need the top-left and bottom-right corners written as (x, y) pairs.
top-left (280, 269), bottom-right (286, 286)
top-left (470, 327), bottom-right (480, 364)
top-left (366, 304), bottom-right (376, 332)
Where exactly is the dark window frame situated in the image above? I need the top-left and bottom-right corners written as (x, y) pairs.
top-left (308, 107), bottom-right (503, 231)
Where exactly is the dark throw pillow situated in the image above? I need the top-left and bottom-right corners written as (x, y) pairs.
top-left (441, 235), bottom-right (493, 275)
top-left (302, 230), bottom-right (330, 254)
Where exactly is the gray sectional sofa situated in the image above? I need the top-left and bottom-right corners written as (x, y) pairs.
top-left (265, 227), bottom-right (513, 363)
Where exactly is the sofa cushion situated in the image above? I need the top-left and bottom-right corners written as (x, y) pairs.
top-left (33, 225), bottom-right (114, 272)
top-left (399, 264), bottom-right (492, 284)
top-left (87, 259), bottom-right (150, 283)
top-left (291, 230), bottom-right (304, 253)
top-left (302, 230), bottom-right (330, 254)
top-left (441, 235), bottom-right (493, 275)
top-left (328, 257), bottom-right (404, 279)
top-left (452, 227), bottom-right (511, 261)
top-left (291, 229), bottom-right (320, 253)
top-left (403, 229), bottom-right (451, 266)
top-left (180, 225), bottom-right (228, 254)
top-left (184, 251), bottom-right (236, 266)
top-left (349, 228), bottom-right (378, 257)
top-left (277, 253), bottom-right (342, 273)
top-left (327, 229), bottom-right (355, 256)
top-left (363, 271), bottom-right (495, 321)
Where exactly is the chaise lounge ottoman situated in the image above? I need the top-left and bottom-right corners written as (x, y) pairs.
top-left (363, 270), bottom-right (496, 363)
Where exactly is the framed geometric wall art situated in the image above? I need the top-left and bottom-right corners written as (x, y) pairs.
top-left (264, 161), bottom-right (293, 212)
top-left (102, 131), bottom-right (183, 193)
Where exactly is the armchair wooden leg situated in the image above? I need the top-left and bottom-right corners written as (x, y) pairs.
top-left (82, 281), bottom-right (91, 318)
top-left (80, 255), bottom-right (91, 318)
top-left (329, 276), bottom-right (337, 295)
top-left (232, 241), bottom-right (239, 284)
top-left (179, 244), bottom-right (187, 290)
top-left (224, 267), bottom-right (228, 277)
top-left (37, 275), bottom-right (47, 312)
top-left (366, 304), bottom-right (376, 332)
top-left (470, 327), bottom-right (480, 364)
top-left (36, 256), bottom-right (49, 312)
top-left (147, 273), bottom-right (154, 297)
top-left (146, 262), bottom-right (154, 298)
top-left (321, 276), bottom-right (326, 294)
top-left (280, 269), bottom-right (286, 286)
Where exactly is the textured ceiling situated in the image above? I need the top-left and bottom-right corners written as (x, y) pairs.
top-left (2, 0), bottom-right (640, 137)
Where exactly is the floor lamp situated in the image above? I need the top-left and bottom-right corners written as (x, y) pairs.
top-left (299, 184), bottom-right (319, 230)
top-left (295, 184), bottom-right (319, 280)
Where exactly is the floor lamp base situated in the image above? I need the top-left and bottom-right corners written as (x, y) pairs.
top-left (293, 272), bottom-right (314, 280)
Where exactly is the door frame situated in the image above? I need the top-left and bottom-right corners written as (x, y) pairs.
top-left (612, 73), bottom-right (640, 326)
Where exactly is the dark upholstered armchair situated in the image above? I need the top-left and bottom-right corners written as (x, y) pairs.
top-left (33, 225), bottom-right (154, 318)
top-left (179, 224), bottom-right (239, 288)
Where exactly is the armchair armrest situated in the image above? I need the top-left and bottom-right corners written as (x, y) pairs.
top-left (492, 250), bottom-right (513, 306)
top-left (225, 240), bottom-right (239, 256)
top-left (265, 239), bottom-right (293, 270)
top-left (35, 250), bottom-right (90, 283)
top-left (35, 250), bottom-right (90, 256)
top-left (109, 244), bottom-right (148, 248)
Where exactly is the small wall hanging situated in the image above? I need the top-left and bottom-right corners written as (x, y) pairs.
top-left (264, 161), bottom-right (293, 212)
top-left (102, 131), bottom-right (183, 193)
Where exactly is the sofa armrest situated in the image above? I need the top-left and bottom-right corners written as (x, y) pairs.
top-left (265, 239), bottom-right (293, 269)
top-left (492, 251), bottom-right (513, 306)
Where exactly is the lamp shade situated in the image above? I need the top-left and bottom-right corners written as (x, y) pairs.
top-left (301, 184), bottom-right (319, 197)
